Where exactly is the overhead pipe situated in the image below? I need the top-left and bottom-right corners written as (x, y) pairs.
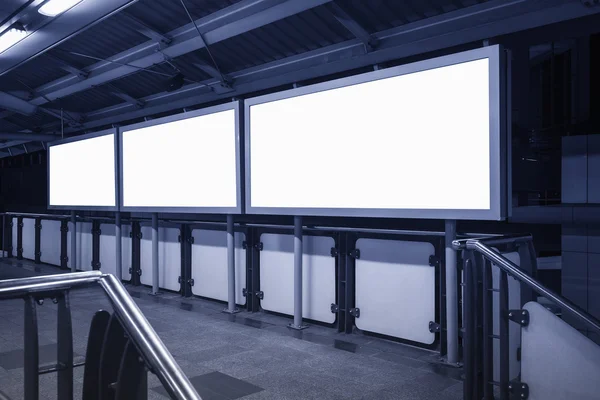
top-left (0, 92), bottom-right (37, 115)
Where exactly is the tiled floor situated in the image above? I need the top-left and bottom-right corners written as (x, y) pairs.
top-left (0, 258), bottom-right (463, 400)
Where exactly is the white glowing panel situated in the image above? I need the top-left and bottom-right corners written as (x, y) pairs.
top-left (355, 239), bottom-right (436, 344)
top-left (21, 218), bottom-right (35, 260)
top-left (247, 46), bottom-right (504, 220)
top-left (191, 230), bottom-right (246, 304)
top-left (99, 223), bottom-right (132, 280)
top-left (121, 108), bottom-right (238, 210)
top-left (40, 220), bottom-right (62, 265)
top-left (49, 132), bottom-right (116, 208)
top-left (67, 222), bottom-right (93, 270)
top-left (11, 218), bottom-right (17, 256)
top-left (259, 233), bottom-right (335, 324)
top-left (140, 226), bottom-right (180, 291)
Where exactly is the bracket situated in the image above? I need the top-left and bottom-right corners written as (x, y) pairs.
top-left (35, 251), bottom-right (42, 258)
top-left (509, 381), bottom-right (529, 399)
top-left (330, 247), bottom-right (339, 257)
top-left (349, 249), bottom-right (360, 259)
top-left (429, 321), bottom-right (441, 333)
top-left (242, 241), bottom-right (248, 250)
top-left (508, 309), bottom-right (529, 327)
top-left (255, 291), bottom-right (264, 300)
top-left (91, 261), bottom-right (101, 269)
top-left (429, 255), bottom-right (440, 267)
top-left (349, 308), bottom-right (360, 318)
top-left (60, 225), bottom-right (69, 233)
top-left (330, 304), bottom-right (339, 313)
top-left (255, 242), bottom-right (263, 251)
top-left (242, 288), bottom-right (248, 297)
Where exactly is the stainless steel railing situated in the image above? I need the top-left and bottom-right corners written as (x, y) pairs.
top-left (454, 235), bottom-right (600, 400)
top-left (0, 271), bottom-right (202, 400)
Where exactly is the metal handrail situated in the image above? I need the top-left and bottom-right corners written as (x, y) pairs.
top-left (0, 271), bottom-right (202, 400)
top-left (454, 237), bottom-right (600, 336)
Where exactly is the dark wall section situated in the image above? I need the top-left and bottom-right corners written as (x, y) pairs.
top-left (0, 151), bottom-right (47, 213)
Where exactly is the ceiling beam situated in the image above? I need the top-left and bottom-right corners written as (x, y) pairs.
top-left (326, 2), bottom-right (379, 51)
top-left (0, 91), bottom-right (38, 115)
top-left (120, 11), bottom-right (172, 45)
top-left (44, 53), bottom-right (89, 80)
top-left (28, 0), bottom-right (333, 105)
top-left (106, 84), bottom-right (145, 109)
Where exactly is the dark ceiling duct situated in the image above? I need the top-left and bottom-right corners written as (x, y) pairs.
top-left (0, 132), bottom-right (58, 141)
top-left (0, 91), bottom-right (38, 115)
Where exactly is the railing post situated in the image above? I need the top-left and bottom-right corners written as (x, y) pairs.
top-left (1, 214), bottom-right (8, 257)
top-left (60, 220), bottom-right (69, 269)
top-left (445, 220), bottom-right (459, 364)
top-left (17, 216), bottom-right (23, 260)
top-left (34, 217), bottom-right (42, 264)
top-left (289, 216), bottom-right (307, 330)
top-left (463, 254), bottom-right (475, 400)
top-left (482, 256), bottom-right (494, 399)
top-left (244, 227), bottom-right (260, 313)
top-left (499, 270), bottom-right (510, 400)
top-left (151, 213), bottom-right (159, 295)
top-left (57, 291), bottom-right (74, 400)
top-left (179, 224), bottom-right (193, 298)
top-left (23, 296), bottom-right (39, 400)
top-left (91, 221), bottom-right (101, 271)
top-left (70, 211), bottom-right (76, 272)
top-left (131, 221), bottom-right (142, 286)
top-left (224, 215), bottom-right (239, 314)
top-left (116, 212), bottom-right (122, 280)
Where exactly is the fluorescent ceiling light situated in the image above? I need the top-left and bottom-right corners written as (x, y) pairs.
top-left (38, 0), bottom-right (84, 17)
top-left (0, 28), bottom-right (28, 54)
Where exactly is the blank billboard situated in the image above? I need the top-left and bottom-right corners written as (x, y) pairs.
top-left (120, 102), bottom-right (240, 213)
top-left (48, 130), bottom-right (117, 210)
top-left (245, 46), bottom-right (506, 220)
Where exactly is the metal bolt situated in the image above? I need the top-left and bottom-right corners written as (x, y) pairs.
top-left (36, 298), bottom-right (44, 306)
top-left (52, 298), bottom-right (58, 304)
top-left (521, 394), bottom-right (525, 398)
top-left (509, 385), bottom-right (513, 390)
top-left (521, 320), bottom-right (526, 324)
top-left (522, 311), bottom-right (526, 315)
top-left (508, 312), bottom-right (513, 317)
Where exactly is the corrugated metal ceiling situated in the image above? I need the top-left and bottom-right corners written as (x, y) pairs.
top-left (0, 0), bottom-right (493, 138)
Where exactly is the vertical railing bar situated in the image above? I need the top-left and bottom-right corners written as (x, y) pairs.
top-left (482, 256), bottom-right (494, 399)
top-left (24, 296), bottom-right (39, 400)
top-left (463, 255), bottom-right (474, 400)
top-left (474, 255), bottom-right (483, 400)
top-left (57, 291), bottom-right (74, 400)
top-left (499, 269), bottom-right (510, 400)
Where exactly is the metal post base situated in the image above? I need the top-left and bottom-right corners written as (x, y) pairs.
top-left (287, 323), bottom-right (309, 331)
top-left (222, 307), bottom-right (242, 314)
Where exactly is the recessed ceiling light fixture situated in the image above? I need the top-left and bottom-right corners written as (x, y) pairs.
top-left (0, 27), bottom-right (28, 54)
top-left (38, 0), bottom-right (84, 17)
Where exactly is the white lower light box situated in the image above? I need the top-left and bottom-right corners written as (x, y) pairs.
top-left (22, 218), bottom-right (35, 260)
top-left (40, 220), bottom-right (62, 265)
top-left (259, 233), bottom-right (335, 324)
top-left (355, 238), bottom-right (436, 345)
top-left (492, 250), bottom-right (521, 381)
top-left (140, 226), bottom-right (180, 291)
top-left (191, 230), bottom-right (246, 305)
top-left (67, 222), bottom-right (93, 271)
top-left (99, 224), bottom-right (132, 280)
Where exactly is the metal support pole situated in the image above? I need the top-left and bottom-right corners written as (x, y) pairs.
top-left (499, 270), bottom-right (510, 400)
top-left (482, 257), bottom-right (494, 400)
top-left (445, 219), bottom-right (459, 364)
top-left (24, 296), bottom-right (39, 400)
top-left (289, 216), bottom-right (307, 330)
top-left (463, 256), bottom-right (475, 400)
top-left (224, 215), bottom-right (240, 314)
top-left (115, 212), bottom-right (122, 280)
top-left (1, 214), bottom-right (5, 257)
top-left (152, 213), bottom-right (159, 295)
top-left (70, 211), bottom-right (76, 272)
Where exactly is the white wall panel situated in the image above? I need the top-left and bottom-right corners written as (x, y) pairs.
top-left (40, 220), bottom-right (62, 265)
top-left (67, 222), bottom-right (93, 270)
top-left (11, 218), bottom-right (17, 256)
top-left (21, 218), bottom-right (35, 260)
top-left (355, 238), bottom-right (436, 344)
top-left (140, 226), bottom-right (180, 291)
top-left (260, 233), bottom-right (335, 324)
top-left (191, 230), bottom-right (246, 304)
top-left (492, 250), bottom-right (521, 381)
top-left (99, 224), bottom-right (132, 280)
